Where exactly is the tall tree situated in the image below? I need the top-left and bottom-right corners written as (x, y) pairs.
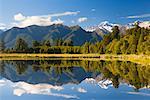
top-left (82, 42), bottom-right (90, 53)
top-left (55, 39), bottom-right (63, 46)
top-left (32, 40), bottom-right (41, 48)
top-left (111, 26), bottom-right (120, 40)
top-left (15, 38), bottom-right (28, 52)
top-left (137, 32), bottom-right (144, 54)
top-left (32, 40), bottom-right (41, 53)
top-left (44, 40), bottom-right (51, 46)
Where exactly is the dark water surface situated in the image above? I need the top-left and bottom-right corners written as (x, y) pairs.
top-left (0, 60), bottom-right (150, 100)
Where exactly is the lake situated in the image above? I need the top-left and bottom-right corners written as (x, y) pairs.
top-left (0, 60), bottom-right (150, 100)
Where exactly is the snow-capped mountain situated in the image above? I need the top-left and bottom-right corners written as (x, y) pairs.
top-left (98, 79), bottom-right (112, 89)
top-left (86, 21), bottom-right (150, 37)
top-left (139, 21), bottom-right (150, 28)
top-left (84, 74), bottom-right (113, 89)
top-left (84, 78), bottom-right (113, 89)
top-left (86, 21), bottom-right (120, 37)
top-left (98, 21), bottom-right (119, 32)
top-left (125, 21), bottom-right (150, 29)
top-left (86, 21), bottom-right (119, 32)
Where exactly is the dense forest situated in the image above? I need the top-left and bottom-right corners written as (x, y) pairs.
top-left (0, 24), bottom-right (150, 55)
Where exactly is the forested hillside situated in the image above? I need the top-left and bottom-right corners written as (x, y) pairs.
top-left (0, 25), bottom-right (149, 55)
top-left (88, 25), bottom-right (150, 55)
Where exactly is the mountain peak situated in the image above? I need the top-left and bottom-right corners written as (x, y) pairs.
top-left (139, 21), bottom-right (150, 28)
top-left (98, 21), bottom-right (112, 27)
top-left (86, 21), bottom-right (118, 34)
top-left (126, 21), bottom-right (150, 29)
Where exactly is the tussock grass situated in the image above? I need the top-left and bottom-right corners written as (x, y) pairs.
top-left (0, 53), bottom-right (150, 66)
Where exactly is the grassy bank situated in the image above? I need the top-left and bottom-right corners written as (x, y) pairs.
top-left (0, 53), bottom-right (150, 65)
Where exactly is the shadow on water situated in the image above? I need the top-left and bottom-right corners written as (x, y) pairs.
top-left (0, 60), bottom-right (150, 90)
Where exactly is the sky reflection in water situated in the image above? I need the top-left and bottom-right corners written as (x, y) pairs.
top-left (0, 60), bottom-right (150, 100)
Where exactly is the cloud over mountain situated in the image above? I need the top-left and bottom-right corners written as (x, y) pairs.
top-left (78, 17), bottom-right (88, 23)
top-left (13, 11), bottom-right (80, 28)
top-left (125, 13), bottom-right (150, 19)
top-left (0, 23), bottom-right (7, 30)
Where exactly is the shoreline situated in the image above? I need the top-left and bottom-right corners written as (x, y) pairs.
top-left (0, 54), bottom-right (150, 65)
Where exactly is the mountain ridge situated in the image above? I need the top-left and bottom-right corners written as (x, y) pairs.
top-left (0, 24), bottom-right (102, 47)
top-left (86, 21), bottom-right (150, 37)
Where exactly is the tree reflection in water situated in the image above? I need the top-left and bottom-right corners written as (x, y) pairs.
top-left (0, 60), bottom-right (149, 90)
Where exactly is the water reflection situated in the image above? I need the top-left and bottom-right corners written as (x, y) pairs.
top-left (0, 60), bottom-right (150, 100)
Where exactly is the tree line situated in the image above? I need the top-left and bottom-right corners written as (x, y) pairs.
top-left (0, 24), bottom-right (150, 55)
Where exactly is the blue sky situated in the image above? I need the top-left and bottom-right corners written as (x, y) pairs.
top-left (0, 0), bottom-right (150, 29)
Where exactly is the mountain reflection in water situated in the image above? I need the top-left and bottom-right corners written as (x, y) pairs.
top-left (0, 60), bottom-right (150, 100)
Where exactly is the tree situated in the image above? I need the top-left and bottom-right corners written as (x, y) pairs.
top-left (32, 40), bottom-right (41, 53)
top-left (0, 39), bottom-right (5, 53)
top-left (112, 75), bottom-right (120, 88)
top-left (32, 40), bottom-right (41, 48)
top-left (63, 40), bottom-right (73, 46)
top-left (55, 39), bottom-right (63, 46)
top-left (14, 61), bottom-right (28, 75)
top-left (105, 39), bottom-right (118, 54)
top-left (44, 40), bottom-right (51, 47)
top-left (113, 41), bottom-right (121, 54)
top-left (89, 43), bottom-right (99, 53)
top-left (126, 34), bottom-right (137, 54)
top-left (82, 42), bottom-right (90, 53)
top-left (15, 38), bottom-right (29, 53)
top-left (120, 40), bottom-right (129, 54)
top-left (111, 26), bottom-right (120, 40)
top-left (137, 33), bottom-right (144, 54)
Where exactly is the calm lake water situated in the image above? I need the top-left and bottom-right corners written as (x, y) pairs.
top-left (0, 60), bottom-right (150, 100)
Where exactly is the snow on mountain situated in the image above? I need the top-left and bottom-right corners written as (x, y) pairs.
top-left (139, 21), bottom-right (150, 28)
top-left (85, 21), bottom-right (120, 37)
top-left (84, 78), bottom-right (97, 84)
top-left (84, 77), bottom-right (113, 89)
top-left (126, 21), bottom-right (150, 29)
top-left (86, 21), bottom-right (119, 33)
top-left (98, 21), bottom-right (119, 32)
top-left (98, 79), bottom-right (112, 89)
top-left (86, 21), bottom-right (150, 36)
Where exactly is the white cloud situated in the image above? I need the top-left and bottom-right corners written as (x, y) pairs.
top-left (47, 11), bottom-right (80, 17)
top-left (0, 79), bottom-right (79, 99)
top-left (15, 16), bottom-right (53, 27)
top-left (78, 17), bottom-right (88, 23)
top-left (0, 23), bottom-right (7, 30)
top-left (71, 86), bottom-right (87, 93)
top-left (13, 14), bottom-right (63, 27)
top-left (77, 87), bottom-right (87, 93)
top-left (125, 14), bottom-right (150, 19)
top-left (14, 13), bottom-right (26, 21)
top-left (13, 82), bottom-right (79, 99)
top-left (13, 11), bottom-right (80, 27)
top-left (127, 92), bottom-right (150, 96)
top-left (13, 82), bottom-right (63, 95)
top-left (0, 79), bottom-right (6, 87)
top-left (14, 89), bottom-right (26, 96)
